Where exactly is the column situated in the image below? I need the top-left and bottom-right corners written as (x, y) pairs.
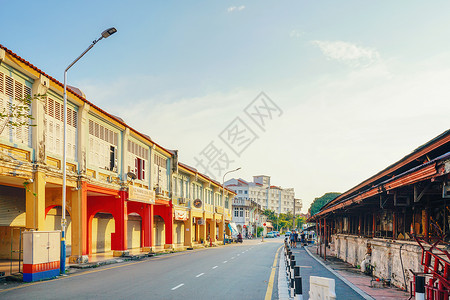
top-left (112, 191), bottom-right (128, 256)
top-left (69, 181), bottom-right (88, 263)
top-left (31, 75), bottom-right (48, 165)
top-left (26, 170), bottom-right (46, 230)
top-left (218, 215), bottom-right (224, 242)
top-left (164, 205), bottom-right (174, 249)
top-left (142, 204), bottom-right (153, 251)
top-left (200, 212), bottom-right (207, 244)
top-left (210, 216), bottom-right (217, 243)
top-left (184, 211), bottom-right (193, 247)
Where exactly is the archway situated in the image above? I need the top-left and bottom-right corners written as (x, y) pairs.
top-left (44, 205), bottom-right (72, 256)
top-left (90, 212), bottom-right (115, 254)
top-left (153, 215), bottom-right (165, 247)
top-left (127, 213), bottom-right (142, 249)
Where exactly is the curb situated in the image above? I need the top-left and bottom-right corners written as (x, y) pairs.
top-left (277, 250), bottom-right (292, 300)
top-left (304, 246), bottom-right (374, 300)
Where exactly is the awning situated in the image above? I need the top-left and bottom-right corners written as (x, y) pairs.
top-left (228, 222), bottom-right (239, 235)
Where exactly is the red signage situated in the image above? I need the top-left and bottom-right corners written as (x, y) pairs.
top-left (243, 225), bottom-right (246, 228)
top-left (263, 223), bottom-right (266, 226)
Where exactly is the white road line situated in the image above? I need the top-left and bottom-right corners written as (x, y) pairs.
top-left (231, 257), bottom-right (235, 259)
top-left (171, 284), bottom-right (184, 290)
top-left (212, 266), bottom-right (218, 269)
top-left (196, 273), bottom-right (205, 278)
top-left (242, 251), bottom-right (245, 253)
top-left (223, 261), bottom-right (228, 263)
top-left (237, 254), bottom-right (240, 256)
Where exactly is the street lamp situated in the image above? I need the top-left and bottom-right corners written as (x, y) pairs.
top-left (222, 167), bottom-right (241, 245)
top-left (61, 27), bottom-right (117, 274)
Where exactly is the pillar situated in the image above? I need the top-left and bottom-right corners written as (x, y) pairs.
top-left (69, 181), bottom-right (88, 263)
top-left (393, 211), bottom-right (396, 240)
top-left (112, 191), bottom-right (128, 256)
top-left (200, 212), bottom-right (207, 244)
top-left (184, 211), bottom-right (193, 247)
top-left (422, 209), bottom-right (428, 241)
top-left (372, 212), bottom-right (376, 238)
top-left (218, 215), bottom-right (224, 242)
top-left (358, 214), bottom-right (362, 236)
top-left (164, 205), bottom-right (174, 249)
top-left (324, 218), bottom-right (327, 261)
top-left (210, 216), bottom-right (217, 243)
top-left (26, 170), bottom-right (46, 230)
top-left (142, 204), bottom-right (153, 251)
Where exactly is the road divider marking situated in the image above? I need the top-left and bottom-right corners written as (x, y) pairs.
top-left (264, 246), bottom-right (282, 300)
top-left (212, 266), bottom-right (218, 269)
top-left (196, 273), bottom-right (205, 278)
top-left (231, 257), bottom-right (235, 259)
top-left (237, 254), bottom-right (240, 256)
top-left (171, 284), bottom-right (184, 290)
top-left (223, 261), bottom-right (228, 263)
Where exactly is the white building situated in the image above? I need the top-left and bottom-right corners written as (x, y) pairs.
top-left (225, 175), bottom-right (301, 234)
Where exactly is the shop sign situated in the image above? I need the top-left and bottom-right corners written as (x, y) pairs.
top-left (215, 206), bottom-right (224, 214)
top-left (128, 186), bottom-right (155, 204)
top-left (174, 210), bottom-right (188, 221)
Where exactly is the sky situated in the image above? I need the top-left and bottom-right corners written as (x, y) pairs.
top-left (1, 1), bottom-right (449, 213)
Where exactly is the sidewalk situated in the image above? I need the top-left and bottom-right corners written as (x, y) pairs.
top-left (305, 245), bottom-right (410, 300)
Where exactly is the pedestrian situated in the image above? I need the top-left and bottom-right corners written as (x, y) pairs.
top-left (293, 230), bottom-right (298, 248)
top-left (289, 231), bottom-right (295, 247)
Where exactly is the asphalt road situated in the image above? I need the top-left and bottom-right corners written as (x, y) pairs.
top-left (0, 238), bottom-right (282, 300)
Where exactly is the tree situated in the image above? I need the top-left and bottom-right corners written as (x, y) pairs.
top-left (0, 93), bottom-right (44, 135)
top-left (309, 192), bottom-right (341, 216)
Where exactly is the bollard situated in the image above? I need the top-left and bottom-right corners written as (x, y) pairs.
top-left (415, 275), bottom-right (425, 300)
top-left (294, 276), bottom-right (303, 300)
top-left (294, 265), bottom-right (300, 277)
top-left (290, 277), bottom-right (295, 297)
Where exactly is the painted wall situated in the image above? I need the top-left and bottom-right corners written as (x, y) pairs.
top-left (331, 234), bottom-right (423, 291)
top-left (174, 221), bottom-right (184, 245)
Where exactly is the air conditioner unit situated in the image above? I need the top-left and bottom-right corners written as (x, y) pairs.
top-left (179, 198), bottom-right (186, 204)
top-left (155, 187), bottom-right (163, 195)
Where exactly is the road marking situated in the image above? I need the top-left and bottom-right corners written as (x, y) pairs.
top-left (171, 284), bottom-right (184, 290)
top-left (196, 273), bottom-right (205, 278)
top-left (242, 251), bottom-right (245, 254)
top-left (237, 254), bottom-right (240, 256)
top-left (264, 246), bottom-right (282, 300)
top-left (231, 257), bottom-right (235, 259)
top-left (298, 265), bottom-right (312, 268)
top-left (223, 260), bottom-right (228, 263)
top-left (212, 266), bottom-right (218, 269)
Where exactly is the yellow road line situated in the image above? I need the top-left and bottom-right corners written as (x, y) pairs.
top-left (264, 246), bottom-right (282, 300)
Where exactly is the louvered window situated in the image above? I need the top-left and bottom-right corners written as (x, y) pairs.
top-left (88, 119), bottom-right (118, 172)
top-left (44, 97), bottom-right (78, 160)
top-left (127, 140), bottom-right (148, 181)
top-left (0, 72), bottom-right (31, 146)
top-left (153, 153), bottom-right (168, 190)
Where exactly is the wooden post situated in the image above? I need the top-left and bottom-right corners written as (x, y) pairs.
top-left (393, 211), bottom-right (396, 240)
top-left (324, 218), bottom-right (327, 261)
top-left (359, 214), bottom-right (362, 236)
top-left (372, 212), bottom-right (376, 238)
top-left (423, 209), bottom-right (429, 241)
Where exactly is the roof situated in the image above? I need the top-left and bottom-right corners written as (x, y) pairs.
top-left (312, 130), bottom-right (450, 219)
top-left (0, 43), bottom-right (172, 157)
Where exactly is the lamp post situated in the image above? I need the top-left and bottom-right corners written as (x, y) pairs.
top-left (222, 167), bottom-right (241, 245)
top-left (61, 27), bottom-right (117, 274)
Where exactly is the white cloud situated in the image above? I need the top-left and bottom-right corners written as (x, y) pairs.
top-left (312, 40), bottom-right (380, 67)
top-left (227, 5), bottom-right (245, 13)
top-left (289, 30), bottom-right (303, 38)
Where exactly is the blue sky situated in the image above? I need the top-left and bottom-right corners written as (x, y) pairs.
top-left (1, 1), bottom-right (449, 212)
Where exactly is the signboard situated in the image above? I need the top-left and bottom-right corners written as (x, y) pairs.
top-left (174, 209), bottom-right (188, 221)
top-left (215, 206), bottom-right (224, 214)
top-left (193, 199), bottom-right (202, 208)
top-left (197, 218), bottom-right (205, 225)
top-left (128, 186), bottom-right (155, 204)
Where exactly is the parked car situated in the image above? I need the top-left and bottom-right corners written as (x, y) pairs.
top-left (266, 232), bottom-right (274, 238)
top-left (285, 231), bottom-right (291, 237)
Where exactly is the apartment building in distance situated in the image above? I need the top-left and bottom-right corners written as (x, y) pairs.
top-left (225, 175), bottom-right (301, 234)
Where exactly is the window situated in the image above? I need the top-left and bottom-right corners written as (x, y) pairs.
top-left (239, 207), bottom-right (244, 217)
top-left (244, 191), bottom-right (248, 194)
top-left (153, 153), bottom-right (168, 190)
top-left (234, 208), bottom-right (239, 217)
top-left (88, 119), bottom-right (118, 171)
top-left (128, 140), bottom-right (149, 181)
